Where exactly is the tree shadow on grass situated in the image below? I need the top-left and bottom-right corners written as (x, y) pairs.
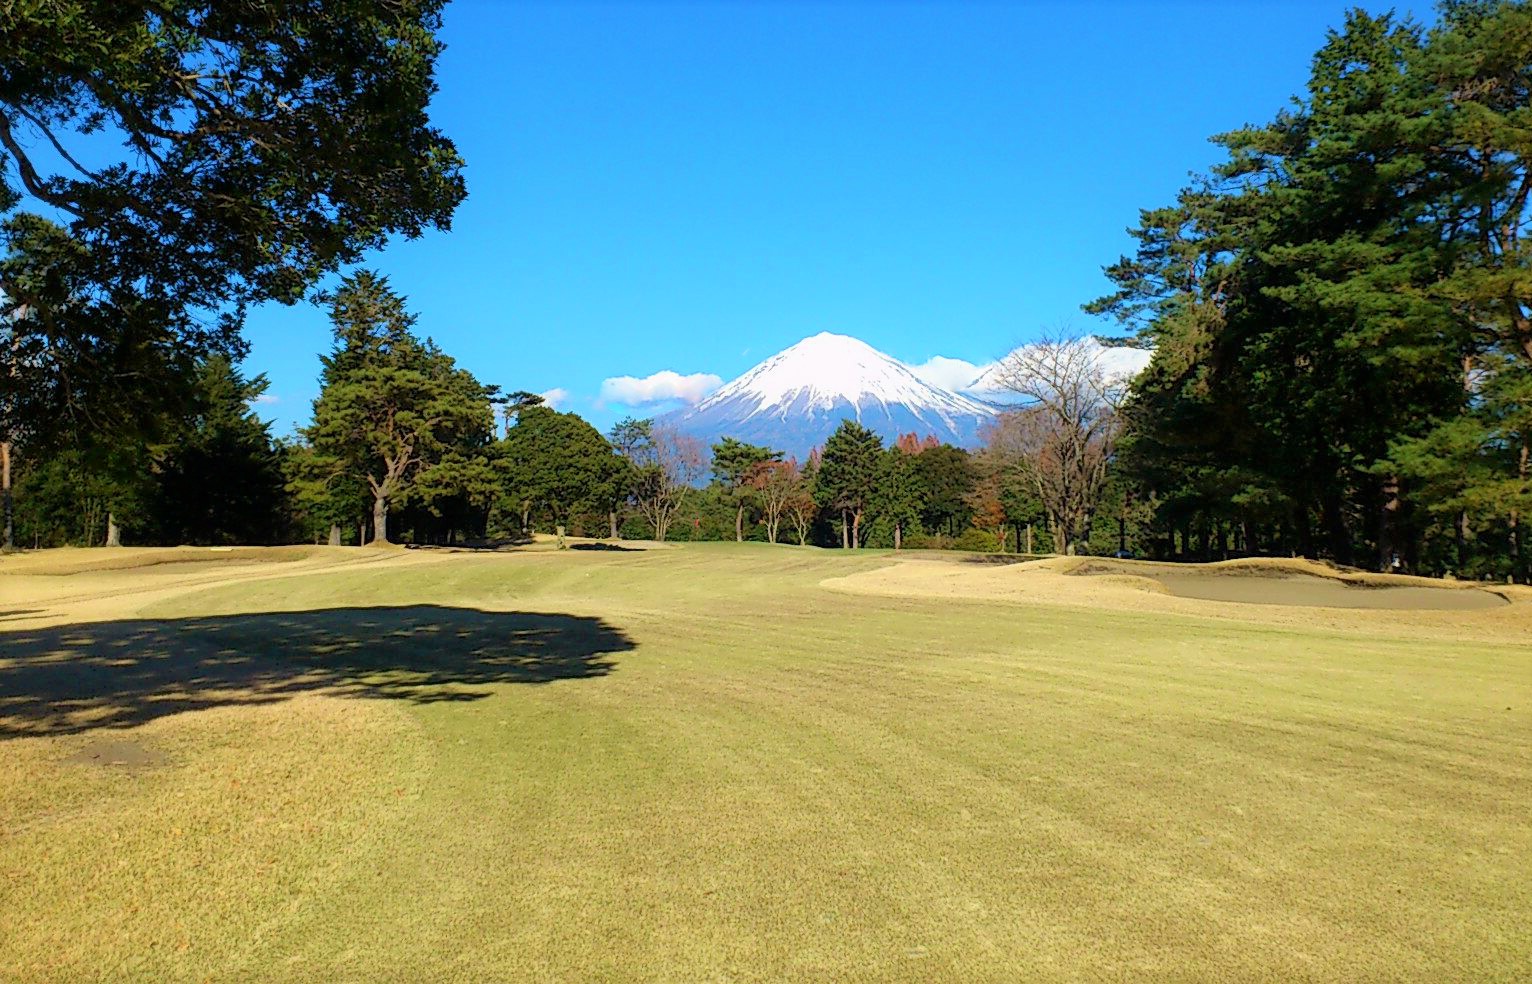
top-left (0, 606), bottom-right (635, 739)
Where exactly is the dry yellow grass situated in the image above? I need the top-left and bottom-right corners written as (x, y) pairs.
top-left (2, 544), bottom-right (1528, 981)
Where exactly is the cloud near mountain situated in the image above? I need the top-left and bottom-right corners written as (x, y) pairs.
top-left (599, 370), bottom-right (723, 407)
top-left (907, 355), bottom-right (987, 393)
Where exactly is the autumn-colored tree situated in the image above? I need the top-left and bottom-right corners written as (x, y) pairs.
top-left (748, 458), bottom-right (803, 545)
top-left (895, 432), bottom-right (940, 455)
top-left (966, 474), bottom-right (1009, 551)
top-left (711, 437), bottom-right (781, 542)
top-left (785, 451), bottom-right (821, 546)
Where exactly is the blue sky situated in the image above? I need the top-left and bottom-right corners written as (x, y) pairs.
top-left (241, 0), bottom-right (1426, 436)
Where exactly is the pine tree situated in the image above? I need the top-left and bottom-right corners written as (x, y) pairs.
top-left (304, 271), bottom-right (497, 544)
top-left (711, 437), bottom-right (781, 542)
top-left (815, 421), bottom-right (882, 548)
top-left (499, 406), bottom-right (623, 547)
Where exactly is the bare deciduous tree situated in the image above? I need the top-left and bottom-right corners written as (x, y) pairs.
top-left (985, 333), bottom-right (1126, 555)
top-left (632, 425), bottom-right (707, 542)
top-left (749, 458), bottom-right (803, 545)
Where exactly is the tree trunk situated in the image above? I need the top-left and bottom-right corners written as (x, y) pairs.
top-left (1514, 442), bottom-right (1530, 583)
top-left (1025, 523), bottom-right (1033, 555)
top-left (1, 439), bottom-right (12, 552)
top-left (520, 501), bottom-right (531, 536)
top-left (327, 523), bottom-right (341, 547)
top-left (609, 510), bottom-right (619, 540)
top-left (556, 523), bottom-right (567, 549)
top-left (851, 509), bottom-right (862, 548)
top-left (735, 503), bottom-right (744, 543)
top-left (841, 510), bottom-right (849, 549)
top-left (105, 512), bottom-right (122, 548)
top-left (893, 521), bottom-right (902, 551)
top-left (1378, 474), bottom-right (1402, 572)
top-left (1321, 489), bottom-right (1351, 566)
top-left (371, 494), bottom-right (389, 544)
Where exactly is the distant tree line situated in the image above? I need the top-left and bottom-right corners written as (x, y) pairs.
top-left (2, 272), bottom-right (1140, 554)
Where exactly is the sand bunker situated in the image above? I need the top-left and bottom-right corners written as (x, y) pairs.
top-left (1152, 572), bottom-right (1507, 610)
top-left (825, 554), bottom-right (1527, 641)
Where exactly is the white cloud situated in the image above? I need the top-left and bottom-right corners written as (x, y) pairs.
top-left (250, 393), bottom-right (280, 406)
top-left (538, 387), bottom-right (570, 410)
top-left (599, 370), bottom-right (722, 407)
top-left (909, 355), bottom-right (990, 393)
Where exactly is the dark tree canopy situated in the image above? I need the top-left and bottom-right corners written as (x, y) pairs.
top-left (150, 355), bottom-right (290, 545)
top-left (500, 406), bottom-right (623, 545)
top-left (0, 1), bottom-right (465, 549)
top-left (815, 420), bottom-right (883, 548)
top-left (0, 0), bottom-right (465, 336)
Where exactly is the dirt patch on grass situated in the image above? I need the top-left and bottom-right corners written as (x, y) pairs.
top-left (64, 737), bottom-right (167, 769)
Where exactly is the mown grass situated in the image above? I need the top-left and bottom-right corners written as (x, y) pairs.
top-left (2, 542), bottom-right (1528, 981)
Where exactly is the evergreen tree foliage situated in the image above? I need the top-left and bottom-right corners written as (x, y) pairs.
top-left (149, 356), bottom-right (290, 545)
top-left (815, 421), bottom-right (883, 548)
top-left (0, 0), bottom-right (464, 348)
top-left (500, 406), bottom-right (623, 546)
top-left (911, 444), bottom-right (975, 537)
top-left (871, 448), bottom-right (922, 549)
top-left (303, 271), bottom-right (497, 544)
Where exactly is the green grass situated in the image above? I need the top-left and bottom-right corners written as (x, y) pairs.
top-left (2, 543), bottom-right (1528, 981)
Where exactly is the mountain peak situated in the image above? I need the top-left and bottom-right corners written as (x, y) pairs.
top-left (660, 333), bottom-right (995, 456)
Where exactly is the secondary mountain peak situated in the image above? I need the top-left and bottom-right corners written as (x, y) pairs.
top-left (659, 333), bottom-right (996, 456)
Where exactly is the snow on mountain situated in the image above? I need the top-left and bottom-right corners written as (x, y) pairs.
top-left (659, 332), bottom-right (997, 456)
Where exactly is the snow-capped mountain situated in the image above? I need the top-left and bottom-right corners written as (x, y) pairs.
top-left (659, 332), bottom-right (997, 456)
